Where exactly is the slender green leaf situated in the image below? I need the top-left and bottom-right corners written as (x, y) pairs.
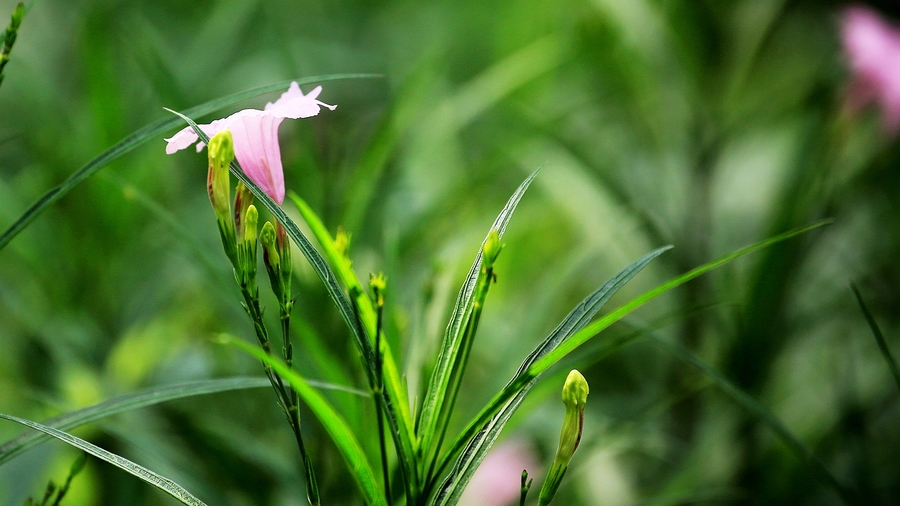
top-left (431, 221), bottom-right (829, 502)
top-left (0, 73), bottom-right (379, 252)
top-left (529, 220), bottom-right (830, 376)
top-left (417, 169), bottom-right (539, 463)
top-left (851, 283), bottom-right (900, 395)
top-left (216, 335), bottom-right (387, 506)
top-left (650, 336), bottom-right (858, 505)
top-left (429, 245), bottom-right (670, 504)
top-left (171, 109), bottom-right (420, 498)
top-left (0, 413), bottom-right (208, 506)
top-left (0, 376), bottom-right (365, 467)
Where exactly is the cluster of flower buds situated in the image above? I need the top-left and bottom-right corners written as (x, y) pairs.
top-left (205, 129), bottom-right (290, 302)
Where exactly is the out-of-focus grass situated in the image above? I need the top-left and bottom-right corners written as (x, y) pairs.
top-left (0, 0), bottom-right (898, 504)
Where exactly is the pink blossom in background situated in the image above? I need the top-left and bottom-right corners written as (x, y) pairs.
top-left (165, 83), bottom-right (336, 204)
top-left (459, 439), bottom-right (540, 506)
top-left (841, 5), bottom-right (900, 135)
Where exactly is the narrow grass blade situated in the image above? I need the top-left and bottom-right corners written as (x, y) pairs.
top-left (650, 337), bottom-right (858, 505)
top-left (431, 221), bottom-right (830, 500)
top-left (290, 192), bottom-right (419, 492)
top-left (850, 283), bottom-right (900, 395)
top-left (170, 109), bottom-right (417, 497)
top-left (0, 413), bottom-right (208, 506)
top-left (216, 335), bottom-right (387, 506)
top-left (428, 246), bottom-right (670, 502)
top-left (0, 73), bottom-right (379, 252)
top-left (0, 376), bottom-right (364, 467)
top-left (417, 169), bottom-right (539, 463)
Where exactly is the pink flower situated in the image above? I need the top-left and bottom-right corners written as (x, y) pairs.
top-left (841, 6), bottom-right (900, 134)
top-left (459, 439), bottom-right (540, 506)
top-left (165, 83), bottom-right (336, 204)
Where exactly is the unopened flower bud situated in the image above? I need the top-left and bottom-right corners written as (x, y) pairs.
top-left (482, 229), bottom-right (504, 269)
top-left (243, 204), bottom-right (258, 245)
top-left (233, 180), bottom-right (253, 239)
top-left (539, 370), bottom-right (589, 506)
top-left (335, 226), bottom-right (351, 257)
top-left (369, 272), bottom-right (387, 307)
top-left (207, 130), bottom-right (234, 225)
top-left (260, 221), bottom-right (286, 303)
top-left (261, 221), bottom-right (279, 267)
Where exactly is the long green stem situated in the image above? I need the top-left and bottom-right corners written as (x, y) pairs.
top-left (374, 301), bottom-right (393, 504)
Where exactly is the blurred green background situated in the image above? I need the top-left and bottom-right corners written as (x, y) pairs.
top-left (1, 0), bottom-right (899, 504)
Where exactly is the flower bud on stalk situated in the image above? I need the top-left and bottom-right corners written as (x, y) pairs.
top-left (539, 370), bottom-right (589, 506)
top-left (207, 130), bottom-right (237, 266)
top-left (237, 204), bottom-right (259, 291)
top-left (334, 226), bottom-right (351, 259)
top-left (233, 180), bottom-right (253, 240)
top-left (261, 221), bottom-right (284, 301)
top-left (276, 222), bottom-right (292, 308)
top-left (482, 228), bottom-right (504, 270)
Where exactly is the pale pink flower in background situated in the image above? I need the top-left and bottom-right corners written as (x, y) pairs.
top-left (165, 83), bottom-right (336, 204)
top-left (459, 439), bottom-right (540, 506)
top-left (841, 5), bottom-right (900, 135)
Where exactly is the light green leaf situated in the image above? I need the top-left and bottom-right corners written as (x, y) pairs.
top-left (0, 376), bottom-right (364, 467)
top-left (216, 335), bottom-right (387, 506)
top-left (0, 413), bottom-right (208, 506)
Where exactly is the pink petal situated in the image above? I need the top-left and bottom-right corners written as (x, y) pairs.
top-left (459, 439), bottom-right (540, 506)
top-left (227, 110), bottom-right (286, 204)
top-left (842, 6), bottom-right (900, 133)
top-left (265, 82), bottom-right (337, 119)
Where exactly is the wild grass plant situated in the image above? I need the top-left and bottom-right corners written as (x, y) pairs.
top-left (0, 1), bottom-right (898, 505)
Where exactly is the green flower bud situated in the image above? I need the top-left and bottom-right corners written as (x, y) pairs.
top-left (260, 221), bottom-right (279, 267)
top-left (334, 226), bottom-right (351, 257)
top-left (243, 204), bottom-right (258, 245)
top-left (233, 180), bottom-right (253, 239)
top-left (558, 370), bottom-right (589, 461)
top-left (207, 130), bottom-right (234, 225)
top-left (539, 370), bottom-right (589, 506)
top-left (482, 228), bottom-right (504, 269)
top-left (260, 220), bottom-right (284, 302)
top-left (369, 272), bottom-right (387, 307)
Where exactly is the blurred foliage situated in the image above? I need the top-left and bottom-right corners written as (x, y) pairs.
top-left (0, 0), bottom-right (898, 504)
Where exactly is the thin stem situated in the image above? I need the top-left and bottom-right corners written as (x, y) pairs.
top-left (240, 283), bottom-right (319, 505)
top-left (374, 299), bottom-right (393, 503)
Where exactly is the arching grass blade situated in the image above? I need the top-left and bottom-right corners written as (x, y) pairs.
top-left (650, 336), bottom-right (859, 505)
top-left (0, 73), bottom-right (379, 252)
top-left (0, 376), bottom-right (365, 467)
top-left (851, 283), bottom-right (900, 395)
top-left (0, 413), bottom-right (209, 506)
